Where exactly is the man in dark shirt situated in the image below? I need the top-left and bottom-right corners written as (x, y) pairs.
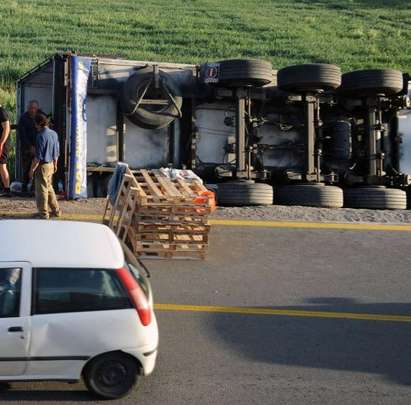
top-left (0, 105), bottom-right (11, 196)
top-left (18, 100), bottom-right (44, 192)
top-left (29, 113), bottom-right (61, 219)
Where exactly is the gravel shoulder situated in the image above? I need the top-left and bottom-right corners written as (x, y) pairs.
top-left (212, 205), bottom-right (411, 224)
top-left (0, 196), bottom-right (411, 224)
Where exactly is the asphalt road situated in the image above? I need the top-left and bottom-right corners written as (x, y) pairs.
top-left (2, 224), bottom-right (411, 404)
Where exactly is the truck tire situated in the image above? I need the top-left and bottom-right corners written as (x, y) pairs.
top-left (122, 67), bottom-right (182, 129)
top-left (340, 69), bottom-right (403, 97)
top-left (277, 64), bottom-right (341, 92)
top-left (344, 186), bottom-right (407, 209)
top-left (277, 183), bottom-right (343, 208)
top-left (217, 181), bottom-right (273, 206)
top-left (84, 352), bottom-right (139, 399)
top-left (202, 59), bottom-right (273, 88)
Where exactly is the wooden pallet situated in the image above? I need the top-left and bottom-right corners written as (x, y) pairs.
top-left (133, 169), bottom-right (209, 204)
top-left (130, 243), bottom-right (208, 260)
top-left (127, 222), bottom-right (208, 260)
top-left (132, 206), bottom-right (210, 226)
top-left (103, 173), bottom-right (140, 241)
top-left (104, 166), bottom-right (213, 260)
top-left (129, 225), bottom-right (209, 243)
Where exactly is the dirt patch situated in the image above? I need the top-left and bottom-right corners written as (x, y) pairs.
top-left (0, 196), bottom-right (107, 217)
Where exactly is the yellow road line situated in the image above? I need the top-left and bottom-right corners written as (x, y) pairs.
top-left (1, 212), bottom-right (410, 232)
top-left (209, 219), bottom-right (411, 232)
top-left (154, 303), bottom-right (411, 323)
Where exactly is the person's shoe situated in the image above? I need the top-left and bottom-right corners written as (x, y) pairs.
top-left (0, 189), bottom-right (11, 197)
top-left (33, 213), bottom-right (49, 220)
top-left (50, 210), bottom-right (62, 218)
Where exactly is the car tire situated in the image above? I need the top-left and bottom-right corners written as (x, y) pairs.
top-left (84, 352), bottom-right (139, 399)
top-left (340, 69), bottom-right (403, 97)
top-left (202, 59), bottom-right (274, 88)
top-left (343, 186), bottom-right (407, 210)
top-left (277, 183), bottom-right (343, 208)
top-left (121, 67), bottom-right (182, 129)
top-left (217, 181), bottom-right (273, 206)
top-left (277, 63), bottom-right (341, 93)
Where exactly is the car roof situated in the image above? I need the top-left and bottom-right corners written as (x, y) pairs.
top-left (0, 220), bottom-right (124, 269)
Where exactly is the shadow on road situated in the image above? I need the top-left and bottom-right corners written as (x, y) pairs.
top-left (0, 383), bottom-right (92, 401)
top-left (212, 298), bottom-right (411, 386)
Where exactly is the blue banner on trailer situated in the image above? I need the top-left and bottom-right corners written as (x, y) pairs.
top-left (68, 56), bottom-right (91, 199)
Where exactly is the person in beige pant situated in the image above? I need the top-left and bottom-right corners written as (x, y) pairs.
top-left (34, 162), bottom-right (60, 219)
top-left (29, 114), bottom-right (61, 219)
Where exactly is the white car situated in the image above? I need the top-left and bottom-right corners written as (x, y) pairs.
top-left (0, 220), bottom-right (158, 399)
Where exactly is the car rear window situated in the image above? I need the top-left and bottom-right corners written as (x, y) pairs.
top-left (33, 268), bottom-right (132, 315)
top-left (127, 263), bottom-right (149, 298)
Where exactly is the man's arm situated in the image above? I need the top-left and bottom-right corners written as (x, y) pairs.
top-left (29, 158), bottom-right (39, 180)
top-left (53, 133), bottom-right (60, 173)
top-left (29, 133), bottom-right (43, 180)
top-left (0, 120), bottom-right (10, 154)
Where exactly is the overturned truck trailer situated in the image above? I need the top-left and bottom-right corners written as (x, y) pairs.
top-left (16, 53), bottom-right (411, 209)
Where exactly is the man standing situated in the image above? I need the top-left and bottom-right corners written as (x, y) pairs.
top-left (29, 113), bottom-right (61, 219)
top-left (0, 105), bottom-right (11, 196)
top-left (18, 100), bottom-right (43, 192)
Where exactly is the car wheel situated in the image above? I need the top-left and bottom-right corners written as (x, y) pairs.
top-left (121, 67), bottom-right (182, 129)
top-left (84, 352), bottom-right (139, 399)
top-left (277, 63), bottom-right (341, 93)
top-left (276, 183), bottom-right (343, 208)
top-left (202, 59), bottom-right (274, 88)
top-left (340, 69), bottom-right (404, 97)
top-left (344, 186), bottom-right (407, 210)
top-left (217, 180), bottom-right (273, 206)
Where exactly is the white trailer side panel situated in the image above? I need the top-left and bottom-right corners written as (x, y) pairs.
top-left (195, 102), bottom-right (303, 169)
top-left (398, 112), bottom-right (411, 173)
top-left (195, 103), bottom-right (235, 164)
top-left (86, 96), bottom-right (118, 164)
top-left (123, 117), bottom-right (170, 168)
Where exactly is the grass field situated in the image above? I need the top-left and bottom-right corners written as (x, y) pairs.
top-left (0, 0), bottom-right (410, 116)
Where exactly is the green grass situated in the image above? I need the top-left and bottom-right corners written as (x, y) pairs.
top-left (0, 0), bottom-right (410, 113)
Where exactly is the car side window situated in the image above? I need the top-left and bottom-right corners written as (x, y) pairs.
top-left (0, 268), bottom-right (22, 318)
top-left (33, 268), bottom-right (131, 315)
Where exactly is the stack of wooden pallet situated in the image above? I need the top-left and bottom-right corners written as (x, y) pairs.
top-left (103, 168), bottom-right (214, 259)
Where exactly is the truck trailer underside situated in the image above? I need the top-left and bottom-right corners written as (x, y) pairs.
top-left (15, 53), bottom-right (411, 209)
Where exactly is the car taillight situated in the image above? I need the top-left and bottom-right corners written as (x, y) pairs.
top-left (116, 267), bottom-right (152, 326)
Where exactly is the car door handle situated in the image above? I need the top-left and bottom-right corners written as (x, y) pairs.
top-left (8, 326), bottom-right (23, 332)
